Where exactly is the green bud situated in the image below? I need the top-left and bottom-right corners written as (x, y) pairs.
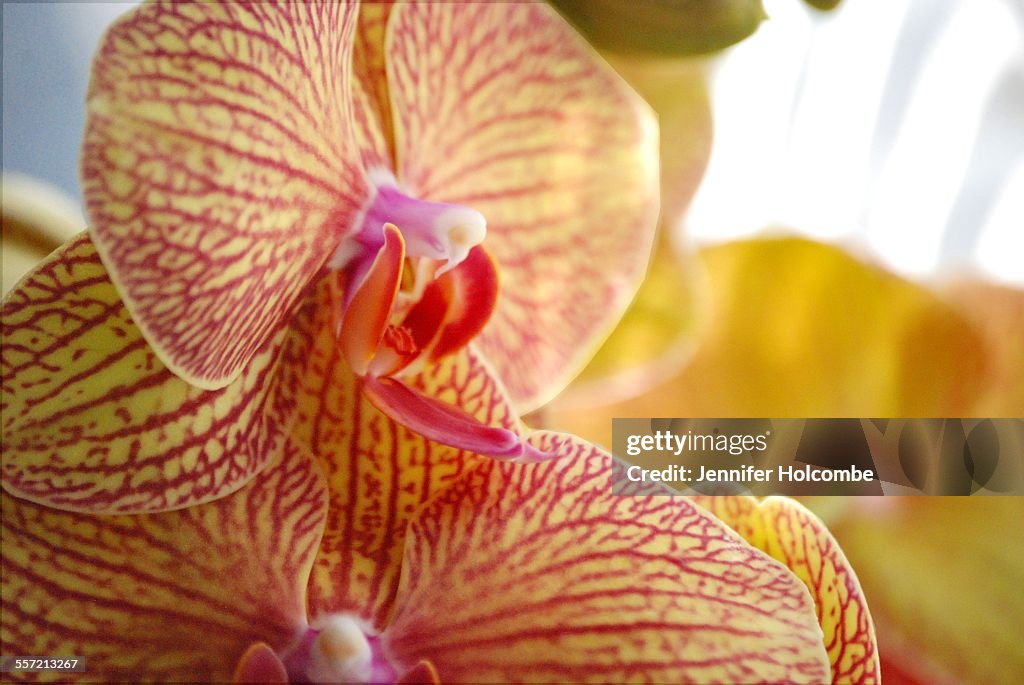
top-left (550, 0), bottom-right (768, 56)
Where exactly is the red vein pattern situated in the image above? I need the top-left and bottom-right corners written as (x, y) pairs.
top-left (277, 276), bottom-right (520, 629)
top-left (384, 2), bottom-right (660, 411)
top-left (81, 1), bottom-right (658, 414)
top-left (383, 434), bottom-right (831, 684)
top-left (351, 2), bottom-right (396, 171)
top-left (693, 496), bottom-right (880, 684)
top-left (0, 438), bottom-right (327, 683)
top-left (1, 234), bottom-right (286, 514)
top-left (82, 1), bottom-right (367, 389)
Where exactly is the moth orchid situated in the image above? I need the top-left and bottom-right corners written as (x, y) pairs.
top-left (0, 278), bottom-right (872, 685)
top-left (2, 235), bottom-right (878, 684)
top-left (2, 1), bottom-right (657, 514)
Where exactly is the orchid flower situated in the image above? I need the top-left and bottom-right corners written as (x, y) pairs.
top-left (2, 1), bottom-right (657, 514)
top-left (2, 232), bottom-right (879, 683)
top-left (0, 440), bottom-right (862, 683)
top-left (550, 236), bottom-right (1023, 683)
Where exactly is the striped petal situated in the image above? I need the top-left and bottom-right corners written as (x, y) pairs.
top-left (560, 234), bottom-right (703, 406)
top-left (0, 438), bottom-right (327, 683)
top-left (81, 1), bottom-right (368, 389)
top-left (351, 3), bottom-right (396, 171)
top-left (277, 277), bottom-right (525, 629)
top-left (1, 234), bottom-right (285, 513)
top-left (692, 495), bottom-right (880, 684)
top-left (382, 433), bottom-right (831, 684)
top-left (382, 2), bottom-right (660, 411)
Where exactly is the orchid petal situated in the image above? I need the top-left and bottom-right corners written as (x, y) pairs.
top-left (279, 279), bottom-right (525, 628)
top-left (381, 2), bottom-right (660, 410)
top-left (560, 235), bottom-right (703, 406)
top-left (668, 237), bottom-right (989, 416)
top-left (551, 237), bottom-right (991, 447)
top-left (82, 1), bottom-right (365, 389)
top-left (1, 234), bottom-right (285, 513)
top-left (340, 224), bottom-right (404, 376)
top-left (833, 497), bottom-right (1024, 684)
top-left (382, 433), bottom-right (831, 684)
top-left (944, 281), bottom-right (1024, 416)
top-left (692, 495), bottom-right (880, 684)
top-left (233, 643), bottom-right (289, 684)
top-left (362, 376), bottom-right (542, 462)
top-left (0, 438), bottom-right (327, 683)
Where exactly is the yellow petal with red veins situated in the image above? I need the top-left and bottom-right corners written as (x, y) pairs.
top-left (278, 276), bottom-right (524, 629)
top-left (82, 1), bottom-right (366, 390)
top-left (562, 235), bottom-right (704, 405)
top-left (692, 495), bottom-right (880, 684)
top-left (383, 434), bottom-right (831, 684)
top-left (2, 233), bottom-right (285, 513)
top-left (351, 2), bottom-right (396, 170)
top-left (833, 497), bottom-right (1024, 684)
top-left (382, 2), bottom-right (660, 411)
top-left (1, 439), bottom-right (327, 683)
top-left (600, 54), bottom-right (713, 228)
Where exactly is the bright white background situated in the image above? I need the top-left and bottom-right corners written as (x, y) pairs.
top-left (3, 1), bottom-right (1022, 285)
top-left (688, 0), bottom-right (1024, 285)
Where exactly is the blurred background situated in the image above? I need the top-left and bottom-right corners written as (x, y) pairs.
top-left (3, 3), bottom-right (1023, 684)
top-left (688, 0), bottom-right (1023, 286)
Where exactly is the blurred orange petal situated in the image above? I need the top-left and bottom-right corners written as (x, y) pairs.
top-left (944, 280), bottom-right (1024, 416)
top-left (832, 497), bottom-right (1024, 684)
top-left (551, 237), bottom-right (990, 447)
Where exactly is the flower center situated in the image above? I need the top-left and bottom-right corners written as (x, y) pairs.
top-left (280, 614), bottom-right (397, 684)
top-left (333, 170), bottom-right (499, 380)
top-left (330, 169), bottom-right (486, 282)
